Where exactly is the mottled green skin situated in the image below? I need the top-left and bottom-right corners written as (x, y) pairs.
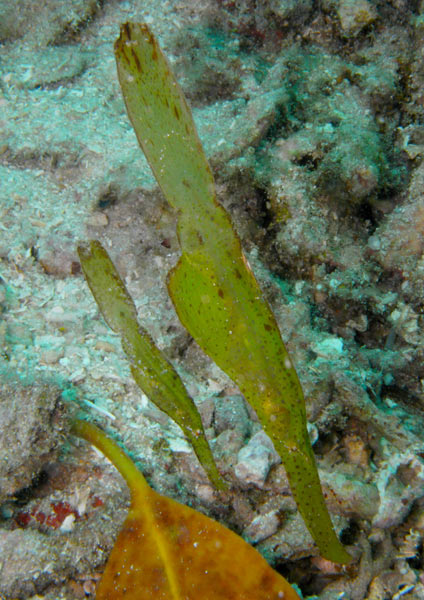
top-left (78, 240), bottom-right (226, 490)
top-left (114, 22), bottom-right (350, 563)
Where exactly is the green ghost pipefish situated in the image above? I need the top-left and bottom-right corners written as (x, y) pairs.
top-left (111, 22), bottom-right (350, 563)
top-left (77, 240), bottom-right (226, 491)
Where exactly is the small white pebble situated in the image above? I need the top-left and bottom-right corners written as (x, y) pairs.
top-left (40, 349), bottom-right (64, 364)
top-left (60, 514), bottom-right (75, 532)
top-left (87, 212), bottom-right (109, 227)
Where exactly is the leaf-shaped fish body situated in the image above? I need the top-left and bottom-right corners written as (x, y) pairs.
top-left (114, 22), bottom-right (350, 564)
top-left (78, 240), bottom-right (226, 490)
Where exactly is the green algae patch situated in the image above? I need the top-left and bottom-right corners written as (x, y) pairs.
top-left (114, 22), bottom-right (351, 563)
top-left (77, 240), bottom-right (226, 491)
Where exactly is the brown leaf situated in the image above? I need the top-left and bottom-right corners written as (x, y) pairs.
top-left (72, 420), bottom-right (301, 600)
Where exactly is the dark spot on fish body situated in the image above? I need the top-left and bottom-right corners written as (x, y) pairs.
top-left (123, 22), bottom-right (131, 41)
top-left (141, 24), bottom-right (155, 47)
top-left (132, 50), bottom-right (142, 73)
top-left (120, 51), bottom-right (129, 68)
top-left (174, 105), bottom-right (180, 120)
top-left (182, 179), bottom-right (191, 188)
